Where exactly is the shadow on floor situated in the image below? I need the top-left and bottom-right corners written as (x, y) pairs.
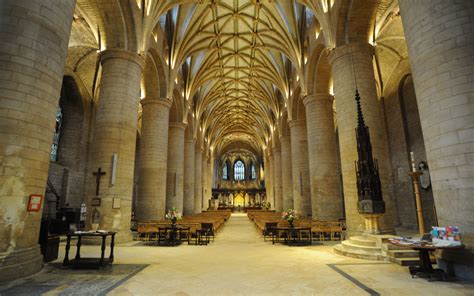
top-left (0, 263), bottom-right (148, 296)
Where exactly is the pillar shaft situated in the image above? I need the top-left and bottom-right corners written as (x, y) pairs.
top-left (202, 154), bottom-right (208, 210)
top-left (273, 146), bottom-right (283, 212)
top-left (183, 137), bottom-right (195, 216)
top-left (87, 49), bottom-right (144, 243)
top-left (207, 155), bottom-right (214, 203)
top-left (166, 122), bottom-right (186, 212)
top-left (328, 43), bottom-right (394, 235)
top-left (289, 120), bottom-right (312, 217)
top-left (194, 147), bottom-right (203, 213)
top-left (264, 150), bottom-right (273, 204)
top-left (136, 98), bottom-right (172, 221)
top-left (0, 0), bottom-right (75, 281)
top-left (304, 94), bottom-right (341, 220)
top-left (280, 136), bottom-right (294, 210)
top-left (268, 150), bottom-right (275, 209)
top-left (399, 0), bottom-right (474, 249)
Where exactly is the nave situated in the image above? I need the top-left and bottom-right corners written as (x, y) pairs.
top-left (1, 214), bottom-right (471, 295)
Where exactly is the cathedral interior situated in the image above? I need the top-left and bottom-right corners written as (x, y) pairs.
top-left (1, 0), bottom-right (474, 294)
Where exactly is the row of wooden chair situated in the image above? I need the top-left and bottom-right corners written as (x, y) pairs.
top-left (136, 210), bottom-right (231, 244)
top-left (249, 210), bottom-right (346, 242)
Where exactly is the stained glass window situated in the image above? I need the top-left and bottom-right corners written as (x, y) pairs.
top-left (234, 160), bottom-right (245, 181)
top-left (223, 163), bottom-right (228, 180)
top-left (50, 106), bottom-right (63, 162)
top-left (251, 164), bottom-right (257, 180)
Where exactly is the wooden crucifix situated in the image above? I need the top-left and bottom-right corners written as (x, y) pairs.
top-left (92, 167), bottom-right (106, 196)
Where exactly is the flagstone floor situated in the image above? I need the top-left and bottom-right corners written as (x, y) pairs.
top-left (2, 214), bottom-right (473, 295)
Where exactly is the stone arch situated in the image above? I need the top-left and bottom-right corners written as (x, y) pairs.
top-left (76, 0), bottom-right (139, 51)
top-left (313, 49), bottom-right (332, 94)
top-left (334, 0), bottom-right (379, 46)
top-left (169, 89), bottom-right (184, 123)
top-left (143, 49), bottom-right (167, 99)
top-left (45, 76), bottom-right (92, 218)
top-left (280, 110), bottom-right (291, 137)
top-left (290, 87), bottom-right (306, 121)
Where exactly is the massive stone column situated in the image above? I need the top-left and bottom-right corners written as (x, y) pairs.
top-left (280, 136), bottom-right (294, 210)
top-left (165, 122), bottom-right (186, 212)
top-left (194, 146), bottom-right (203, 213)
top-left (268, 148), bottom-right (275, 209)
top-left (328, 43), bottom-right (394, 235)
top-left (273, 145), bottom-right (283, 212)
top-left (304, 93), bottom-right (341, 220)
top-left (264, 149), bottom-right (273, 205)
top-left (289, 120), bottom-right (312, 217)
top-left (207, 155), bottom-right (214, 206)
top-left (87, 49), bottom-right (144, 243)
top-left (202, 153), bottom-right (208, 210)
top-left (399, 0), bottom-right (474, 278)
top-left (136, 98), bottom-right (172, 221)
top-left (183, 136), bottom-right (195, 216)
top-left (0, 0), bottom-right (75, 281)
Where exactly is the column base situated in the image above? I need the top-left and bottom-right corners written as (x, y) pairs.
top-left (0, 245), bottom-right (43, 283)
top-left (362, 214), bottom-right (382, 235)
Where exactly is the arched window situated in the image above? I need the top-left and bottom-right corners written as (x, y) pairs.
top-left (222, 163), bottom-right (228, 180)
top-left (251, 163), bottom-right (257, 180)
top-left (50, 106), bottom-right (63, 162)
top-left (234, 160), bottom-right (245, 181)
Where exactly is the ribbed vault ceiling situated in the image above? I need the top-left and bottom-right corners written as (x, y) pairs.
top-left (73, 0), bottom-right (400, 159)
top-left (162, 0), bottom-right (306, 155)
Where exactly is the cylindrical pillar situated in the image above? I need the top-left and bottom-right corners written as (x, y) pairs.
top-left (207, 155), bottom-right (214, 207)
top-left (289, 120), bottom-right (312, 217)
top-left (264, 149), bottom-right (273, 205)
top-left (273, 146), bottom-right (283, 212)
top-left (136, 98), bottom-right (172, 221)
top-left (87, 49), bottom-right (144, 243)
top-left (399, 0), bottom-right (474, 255)
top-left (183, 136), bottom-right (196, 216)
top-left (280, 136), bottom-right (294, 210)
top-left (0, 0), bottom-right (76, 281)
top-left (328, 43), bottom-right (394, 235)
top-left (304, 93), bottom-right (342, 220)
top-left (202, 153), bottom-right (208, 211)
top-left (166, 122), bottom-right (186, 212)
top-left (268, 148), bottom-right (275, 209)
top-left (194, 147), bottom-right (203, 213)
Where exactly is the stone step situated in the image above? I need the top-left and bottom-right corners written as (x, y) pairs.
top-left (388, 256), bottom-right (420, 267)
top-left (386, 249), bottom-right (419, 258)
top-left (382, 243), bottom-right (411, 251)
top-left (341, 240), bottom-right (381, 252)
top-left (334, 244), bottom-right (385, 261)
top-left (388, 256), bottom-right (436, 266)
top-left (350, 236), bottom-right (377, 247)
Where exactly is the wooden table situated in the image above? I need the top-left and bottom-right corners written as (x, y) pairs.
top-left (389, 240), bottom-right (463, 281)
top-left (63, 231), bottom-right (116, 269)
top-left (272, 227), bottom-right (312, 246)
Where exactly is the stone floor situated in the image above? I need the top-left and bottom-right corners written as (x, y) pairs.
top-left (2, 214), bottom-right (473, 295)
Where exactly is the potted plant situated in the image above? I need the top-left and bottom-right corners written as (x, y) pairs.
top-left (165, 207), bottom-right (182, 227)
top-left (282, 209), bottom-right (298, 228)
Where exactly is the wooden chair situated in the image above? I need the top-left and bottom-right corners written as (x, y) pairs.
top-left (263, 222), bottom-right (278, 242)
top-left (311, 221), bottom-right (323, 242)
top-left (201, 223), bottom-right (215, 242)
top-left (137, 222), bottom-right (149, 241)
top-left (330, 222), bottom-right (343, 241)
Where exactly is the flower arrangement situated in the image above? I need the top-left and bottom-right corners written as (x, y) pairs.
top-left (282, 209), bottom-right (298, 227)
top-left (165, 207), bottom-right (182, 225)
